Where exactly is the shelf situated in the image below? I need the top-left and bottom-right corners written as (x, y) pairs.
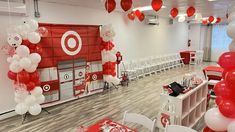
top-left (189, 113), bottom-right (205, 128)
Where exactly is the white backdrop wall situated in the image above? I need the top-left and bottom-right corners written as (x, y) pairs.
top-left (0, 1), bottom-right (189, 115)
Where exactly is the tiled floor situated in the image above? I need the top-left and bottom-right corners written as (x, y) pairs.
top-left (0, 62), bottom-right (216, 132)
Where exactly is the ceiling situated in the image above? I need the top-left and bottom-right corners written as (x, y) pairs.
top-left (40, 0), bottom-right (235, 19)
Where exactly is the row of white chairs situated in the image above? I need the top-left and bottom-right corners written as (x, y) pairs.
top-left (120, 53), bottom-right (185, 80)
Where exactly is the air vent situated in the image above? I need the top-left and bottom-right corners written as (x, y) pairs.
top-left (145, 15), bottom-right (159, 25)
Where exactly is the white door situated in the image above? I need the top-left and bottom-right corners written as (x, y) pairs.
top-left (59, 69), bottom-right (74, 100)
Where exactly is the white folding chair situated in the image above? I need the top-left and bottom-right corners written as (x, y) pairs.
top-left (122, 111), bottom-right (156, 132)
top-left (165, 125), bottom-right (197, 132)
top-left (123, 61), bottom-right (137, 81)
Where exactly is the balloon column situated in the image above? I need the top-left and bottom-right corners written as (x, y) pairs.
top-left (204, 11), bottom-right (235, 132)
top-left (6, 19), bottom-right (46, 116)
top-left (100, 24), bottom-right (120, 85)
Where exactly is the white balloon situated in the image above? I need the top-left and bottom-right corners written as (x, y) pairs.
top-left (20, 23), bottom-right (31, 38)
top-left (227, 21), bottom-right (235, 39)
top-left (35, 95), bottom-right (45, 104)
top-left (14, 96), bottom-right (25, 103)
top-left (228, 12), bottom-right (235, 23)
top-left (228, 121), bottom-right (235, 132)
top-left (30, 86), bottom-right (43, 96)
top-left (178, 16), bottom-right (186, 22)
top-left (7, 57), bottom-right (12, 63)
top-left (19, 57), bottom-right (32, 69)
top-left (7, 33), bottom-right (22, 47)
top-left (15, 90), bottom-right (29, 99)
top-left (27, 19), bottom-right (39, 32)
top-left (107, 52), bottom-right (116, 62)
top-left (24, 64), bottom-right (38, 73)
top-left (24, 95), bottom-right (37, 106)
top-left (21, 31), bottom-right (28, 40)
top-left (28, 32), bottom-right (41, 44)
top-left (205, 108), bottom-right (233, 131)
top-left (229, 40), bottom-right (235, 51)
top-left (15, 103), bottom-right (28, 115)
top-left (195, 13), bottom-right (202, 21)
top-left (15, 25), bottom-right (23, 34)
top-left (100, 24), bottom-right (115, 42)
top-left (29, 53), bottom-right (41, 64)
top-left (16, 45), bottom-right (30, 57)
top-left (12, 54), bottom-right (20, 61)
top-left (103, 75), bottom-right (120, 85)
top-left (28, 104), bottom-right (41, 115)
top-left (109, 48), bottom-right (118, 55)
top-left (9, 61), bottom-right (23, 73)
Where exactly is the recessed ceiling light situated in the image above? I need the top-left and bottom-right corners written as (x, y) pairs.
top-left (208, 0), bottom-right (217, 1)
top-left (133, 5), bottom-right (166, 11)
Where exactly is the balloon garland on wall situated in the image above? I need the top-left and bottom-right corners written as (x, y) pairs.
top-left (5, 19), bottom-right (47, 116)
top-left (203, 11), bottom-right (235, 132)
top-left (100, 24), bottom-right (120, 85)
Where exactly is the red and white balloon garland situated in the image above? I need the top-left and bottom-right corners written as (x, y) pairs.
top-left (203, 12), bottom-right (235, 132)
top-left (6, 19), bottom-right (46, 116)
top-left (100, 24), bottom-right (120, 85)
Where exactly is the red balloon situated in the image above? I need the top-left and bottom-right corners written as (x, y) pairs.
top-left (222, 69), bottom-right (229, 79)
top-left (34, 79), bottom-right (41, 86)
top-left (214, 80), bottom-right (235, 98)
top-left (208, 16), bottom-right (214, 23)
top-left (203, 126), bottom-right (216, 132)
top-left (187, 6), bottom-right (196, 17)
top-left (225, 69), bottom-right (235, 89)
top-left (17, 71), bottom-right (30, 83)
top-left (30, 71), bottom-right (40, 83)
top-left (135, 10), bottom-right (142, 17)
top-left (215, 96), bottom-right (223, 105)
top-left (111, 71), bottom-right (116, 77)
top-left (28, 44), bottom-right (37, 51)
top-left (218, 52), bottom-right (235, 70)
top-left (216, 17), bottom-right (221, 23)
top-left (105, 0), bottom-right (116, 13)
top-left (151, 0), bottom-right (163, 12)
top-left (218, 98), bottom-right (235, 118)
top-left (26, 81), bottom-right (35, 91)
top-left (202, 19), bottom-right (208, 25)
top-left (127, 11), bottom-right (135, 20)
top-left (22, 40), bottom-right (30, 47)
top-left (8, 71), bottom-right (17, 81)
top-left (120, 0), bottom-right (132, 12)
top-left (170, 8), bottom-right (178, 18)
top-left (138, 13), bottom-right (145, 22)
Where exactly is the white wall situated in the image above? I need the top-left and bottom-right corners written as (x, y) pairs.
top-left (0, 1), bottom-right (189, 115)
top-left (188, 24), bottom-right (204, 51)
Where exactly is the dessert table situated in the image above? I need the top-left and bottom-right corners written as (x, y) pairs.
top-left (179, 51), bottom-right (196, 64)
top-left (86, 118), bottom-right (138, 132)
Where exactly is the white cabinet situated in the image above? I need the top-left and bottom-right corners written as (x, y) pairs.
top-left (157, 81), bottom-right (208, 131)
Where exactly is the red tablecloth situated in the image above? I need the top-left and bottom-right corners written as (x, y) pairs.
top-left (86, 118), bottom-right (138, 132)
top-left (180, 51), bottom-right (196, 64)
top-left (203, 66), bottom-right (224, 80)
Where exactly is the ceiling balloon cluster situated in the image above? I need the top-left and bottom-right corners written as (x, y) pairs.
top-left (105, 0), bottom-right (163, 22)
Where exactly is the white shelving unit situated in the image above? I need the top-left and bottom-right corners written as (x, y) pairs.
top-left (157, 81), bottom-right (208, 131)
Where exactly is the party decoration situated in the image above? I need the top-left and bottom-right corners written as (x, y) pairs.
top-left (127, 11), bottom-right (135, 20)
top-left (151, 0), bottom-right (163, 12)
top-left (135, 10), bottom-right (142, 17)
top-left (37, 27), bottom-right (48, 37)
top-left (7, 33), bottom-right (22, 47)
top-left (216, 17), bottom-right (221, 23)
top-left (120, 0), bottom-right (132, 12)
top-left (170, 8), bottom-right (178, 18)
top-left (218, 98), bottom-right (235, 118)
top-left (28, 32), bottom-right (41, 44)
top-left (225, 69), bottom-right (235, 89)
top-left (208, 16), bottom-right (215, 23)
top-left (105, 0), bottom-right (116, 13)
top-left (218, 52), bottom-right (235, 70)
top-left (5, 19), bottom-right (46, 116)
top-left (187, 6), bottom-right (196, 17)
top-left (178, 16), bottom-right (186, 22)
top-left (100, 24), bottom-right (120, 85)
top-left (211, 17), bottom-right (217, 24)
top-left (202, 19), bottom-right (209, 25)
top-left (227, 21), bottom-right (235, 39)
top-left (205, 108), bottom-right (232, 131)
top-left (138, 13), bottom-right (145, 22)
top-left (214, 80), bottom-right (235, 99)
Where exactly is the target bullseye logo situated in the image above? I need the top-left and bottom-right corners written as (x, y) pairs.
top-left (64, 74), bottom-right (69, 80)
top-left (43, 84), bottom-right (50, 92)
top-left (92, 74), bottom-right (97, 81)
top-left (61, 31), bottom-right (82, 56)
top-left (79, 71), bottom-right (83, 77)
